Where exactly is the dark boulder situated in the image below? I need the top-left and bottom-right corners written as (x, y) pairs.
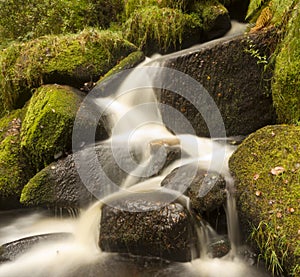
top-left (158, 28), bottom-right (278, 137)
top-left (99, 191), bottom-right (199, 262)
top-left (20, 142), bottom-right (182, 210)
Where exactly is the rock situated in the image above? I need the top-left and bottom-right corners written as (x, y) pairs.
top-left (224, 0), bottom-right (250, 22)
top-left (123, 6), bottom-right (203, 55)
top-left (158, 28), bottom-right (278, 137)
top-left (20, 142), bottom-right (181, 209)
top-left (161, 165), bottom-right (227, 215)
top-left (0, 29), bottom-right (137, 111)
top-left (0, 109), bottom-right (32, 209)
top-left (191, 1), bottom-right (231, 41)
top-left (20, 85), bottom-right (85, 172)
top-left (207, 236), bottom-right (230, 258)
top-left (99, 191), bottom-right (199, 262)
top-left (229, 125), bottom-right (300, 276)
top-left (0, 233), bottom-right (71, 263)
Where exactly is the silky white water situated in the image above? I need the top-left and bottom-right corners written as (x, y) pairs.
top-left (0, 46), bottom-right (268, 276)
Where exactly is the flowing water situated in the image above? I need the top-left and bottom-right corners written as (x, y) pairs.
top-left (0, 24), bottom-right (270, 276)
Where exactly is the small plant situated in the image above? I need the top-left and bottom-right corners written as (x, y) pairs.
top-left (244, 38), bottom-right (268, 67)
top-left (250, 220), bottom-right (289, 275)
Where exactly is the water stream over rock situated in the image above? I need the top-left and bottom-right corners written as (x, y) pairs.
top-left (0, 34), bottom-right (270, 276)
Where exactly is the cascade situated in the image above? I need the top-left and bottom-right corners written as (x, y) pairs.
top-left (0, 37), bottom-right (269, 276)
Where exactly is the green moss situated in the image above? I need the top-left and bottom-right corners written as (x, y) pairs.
top-left (20, 169), bottom-right (55, 206)
top-left (123, 6), bottom-right (202, 55)
top-left (20, 84), bottom-right (83, 172)
top-left (124, 0), bottom-right (191, 19)
top-left (272, 4), bottom-right (300, 124)
top-left (0, 29), bottom-right (137, 111)
top-left (230, 125), bottom-right (300, 275)
top-left (99, 51), bottom-right (145, 81)
top-left (0, 109), bottom-right (31, 207)
top-left (0, 0), bottom-right (124, 44)
top-left (190, 0), bottom-right (229, 32)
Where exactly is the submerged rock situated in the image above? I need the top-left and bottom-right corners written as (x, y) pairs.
top-left (99, 192), bottom-right (199, 262)
top-left (229, 125), bottom-right (300, 276)
top-left (0, 233), bottom-right (71, 263)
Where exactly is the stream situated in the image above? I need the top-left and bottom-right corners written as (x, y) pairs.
top-left (0, 22), bottom-right (272, 277)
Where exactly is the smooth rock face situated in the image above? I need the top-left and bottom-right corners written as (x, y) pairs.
top-left (20, 142), bottom-right (182, 209)
top-left (99, 192), bottom-right (199, 262)
top-left (158, 29), bottom-right (277, 136)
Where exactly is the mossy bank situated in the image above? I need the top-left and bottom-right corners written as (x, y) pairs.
top-left (229, 125), bottom-right (300, 276)
top-left (0, 29), bottom-right (137, 112)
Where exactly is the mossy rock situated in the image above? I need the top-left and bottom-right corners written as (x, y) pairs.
top-left (124, 0), bottom-right (191, 19)
top-left (272, 3), bottom-right (300, 124)
top-left (190, 0), bottom-right (231, 40)
top-left (0, 109), bottom-right (32, 209)
top-left (0, 0), bottom-right (124, 45)
top-left (20, 84), bottom-right (85, 172)
top-left (0, 29), bottom-right (137, 111)
top-left (123, 6), bottom-right (202, 55)
top-left (229, 125), bottom-right (300, 276)
top-left (98, 51), bottom-right (145, 82)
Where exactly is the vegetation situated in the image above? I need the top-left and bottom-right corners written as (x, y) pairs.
top-left (123, 6), bottom-right (202, 54)
top-left (230, 125), bottom-right (300, 276)
top-left (20, 85), bottom-right (84, 172)
top-left (272, 3), bottom-right (300, 124)
top-left (0, 28), bottom-right (137, 112)
top-left (0, 109), bottom-right (31, 208)
top-left (0, 0), bottom-right (124, 45)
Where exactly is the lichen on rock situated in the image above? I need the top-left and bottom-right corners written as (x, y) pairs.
top-left (229, 125), bottom-right (300, 276)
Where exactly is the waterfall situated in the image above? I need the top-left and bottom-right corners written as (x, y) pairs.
top-left (0, 53), bottom-right (269, 277)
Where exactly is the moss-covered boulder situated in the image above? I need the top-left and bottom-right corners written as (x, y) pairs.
top-left (0, 0), bottom-right (124, 44)
top-left (272, 2), bottom-right (300, 124)
top-left (0, 109), bottom-right (31, 209)
top-left (123, 6), bottom-right (202, 55)
top-left (190, 0), bottom-right (231, 41)
top-left (0, 29), bottom-right (137, 111)
top-left (229, 125), bottom-right (300, 276)
top-left (20, 85), bottom-right (85, 172)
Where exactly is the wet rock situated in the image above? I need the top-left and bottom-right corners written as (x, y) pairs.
top-left (159, 28), bottom-right (278, 137)
top-left (161, 165), bottom-right (227, 215)
top-left (0, 233), bottom-right (71, 263)
top-left (99, 191), bottom-right (199, 262)
top-left (207, 236), bottom-right (230, 258)
top-left (20, 142), bottom-right (181, 209)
